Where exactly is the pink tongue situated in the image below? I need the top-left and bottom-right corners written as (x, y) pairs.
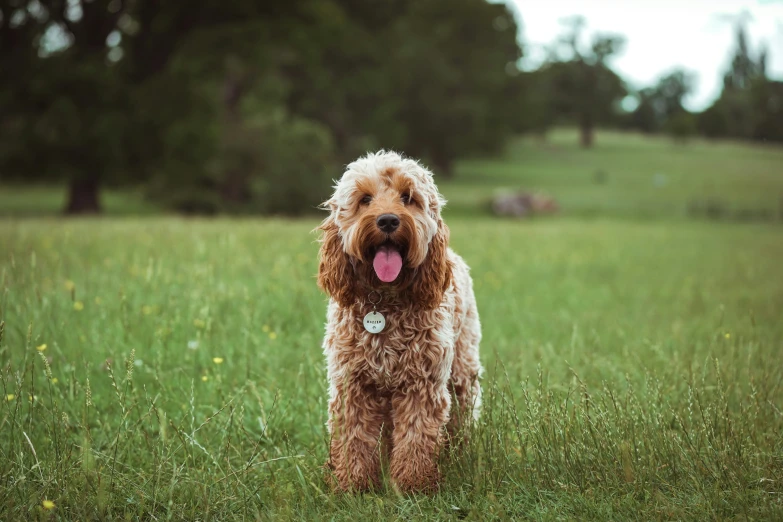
top-left (373, 246), bottom-right (403, 283)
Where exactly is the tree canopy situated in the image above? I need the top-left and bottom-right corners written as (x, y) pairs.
top-left (1, 0), bottom-right (523, 213)
top-left (526, 17), bottom-right (627, 147)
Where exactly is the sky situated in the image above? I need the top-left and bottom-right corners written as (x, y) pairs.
top-left (510, 0), bottom-right (783, 110)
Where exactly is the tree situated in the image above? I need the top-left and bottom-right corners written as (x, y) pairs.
top-left (504, 70), bottom-right (553, 137)
top-left (722, 25), bottom-right (760, 93)
top-left (629, 88), bottom-right (659, 133)
top-left (630, 68), bottom-right (695, 134)
top-left (0, 0), bottom-right (133, 213)
top-left (750, 79), bottom-right (783, 142)
top-left (698, 20), bottom-right (779, 142)
top-left (1, 0), bottom-right (334, 214)
top-left (655, 69), bottom-right (695, 119)
top-left (539, 17), bottom-right (626, 147)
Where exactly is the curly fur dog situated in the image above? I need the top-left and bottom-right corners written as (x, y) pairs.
top-left (317, 150), bottom-right (482, 493)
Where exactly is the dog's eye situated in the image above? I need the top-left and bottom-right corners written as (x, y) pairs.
top-left (401, 193), bottom-right (411, 205)
top-left (360, 195), bottom-right (372, 205)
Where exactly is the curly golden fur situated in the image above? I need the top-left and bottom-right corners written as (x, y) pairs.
top-left (317, 150), bottom-right (482, 494)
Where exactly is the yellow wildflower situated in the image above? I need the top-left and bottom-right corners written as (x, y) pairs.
top-left (212, 357), bottom-right (224, 365)
top-left (73, 301), bottom-right (84, 311)
top-left (64, 280), bottom-right (75, 291)
top-left (6, 394), bottom-right (14, 401)
top-left (268, 332), bottom-right (277, 340)
top-left (51, 378), bottom-right (58, 384)
top-left (201, 375), bottom-right (209, 382)
top-left (262, 324), bottom-right (270, 333)
top-left (42, 500), bottom-right (55, 510)
top-left (36, 343), bottom-right (47, 352)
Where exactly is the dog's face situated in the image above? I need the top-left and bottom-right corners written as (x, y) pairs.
top-left (317, 151), bottom-right (451, 309)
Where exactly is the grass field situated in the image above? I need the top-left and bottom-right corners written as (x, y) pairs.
top-left (1, 132), bottom-right (782, 520)
top-left (449, 130), bottom-right (783, 219)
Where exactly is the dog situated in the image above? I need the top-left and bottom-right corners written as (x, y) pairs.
top-left (316, 150), bottom-right (482, 493)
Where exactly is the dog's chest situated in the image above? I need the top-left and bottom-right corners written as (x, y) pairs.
top-left (359, 322), bottom-right (411, 389)
top-left (353, 306), bottom-right (454, 390)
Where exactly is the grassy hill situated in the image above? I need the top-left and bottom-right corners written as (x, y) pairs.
top-left (445, 129), bottom-right (783, 219)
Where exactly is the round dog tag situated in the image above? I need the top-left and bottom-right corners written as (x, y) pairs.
top-left (363, 311), bottom-right (386, 334)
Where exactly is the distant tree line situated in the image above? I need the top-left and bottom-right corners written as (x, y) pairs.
top-left (518, 17), bottom-right (783, 148)
top-left (0, 2), bottom-right (780, 215)
top-left (624, 24), bottom-right (783, 145)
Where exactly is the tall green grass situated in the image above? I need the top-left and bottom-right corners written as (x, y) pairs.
top-left (1, 218), bottom-right (781, 520)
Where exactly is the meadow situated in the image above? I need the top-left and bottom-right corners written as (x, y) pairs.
top-left (1, 132), bottom-right (782, 520)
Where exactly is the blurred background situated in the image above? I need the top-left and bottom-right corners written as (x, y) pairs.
top-left (1, 0), bottom-right (781, 219)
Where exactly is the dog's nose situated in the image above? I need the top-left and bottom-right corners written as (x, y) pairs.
top-left (376, 214), bottom-right (401, 233)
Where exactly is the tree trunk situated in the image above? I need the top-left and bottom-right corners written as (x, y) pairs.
top-left (432, 152), bottom-right (455, 179)
top-left (579, 115), bottom-right (594, 148)
top-left (65, 177), bottom-right (101, 214)
top-left (219, 66), bottom-right (252, 206)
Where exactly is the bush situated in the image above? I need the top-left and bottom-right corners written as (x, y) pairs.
top-left (665, 111), bottom-right (697, 143)
top-left (697, 105), bottom-right (730, 139)
top-left (246, 114), bottom-right (337, 215)
top-left (147, 111), bottom-right (336, 216)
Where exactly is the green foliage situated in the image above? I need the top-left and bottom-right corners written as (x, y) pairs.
top-left (696, 21), bottom-right (781, 144)
top-left (750, 79), bottom-right (783, 142)
top-left (697, 78), bottom-right (783, 143)
top-left (284, 0), bottom-right (522, 175)
top-left (248, 115), bottom-right (336, 216)
top-left (665, 111), bottom-right (697, 143)
top-left (628, 88), bottom-right (659, 134)
top-left (1, 214), bottom-right (783, 519)
top-left (2, 56), bottom-right (130, 182)
top-left (722, 25), bottom-right (763, 92)
top-left (143, 110), bottom-right (336, 216)
top-left (630, 69), bottom-right (695, 134)
top-left (696, 103), bottom-right (730, 139)
top-left (505, 71), bottom-right (552, 135)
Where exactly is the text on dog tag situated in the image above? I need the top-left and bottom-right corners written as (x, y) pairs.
top-left (363, 311), bottom-right (386, 334)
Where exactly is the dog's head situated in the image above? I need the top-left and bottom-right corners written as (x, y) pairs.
top-left (317, 151), bottom-right (451, 309)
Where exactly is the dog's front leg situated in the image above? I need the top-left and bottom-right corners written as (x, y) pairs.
top-left (389, 380), bottom-right (451, 493)
top-left (327, 378), bottom-right (388, 492)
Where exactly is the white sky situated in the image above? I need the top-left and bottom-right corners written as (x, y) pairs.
top-left (509, 0), bottom-right (783, 110)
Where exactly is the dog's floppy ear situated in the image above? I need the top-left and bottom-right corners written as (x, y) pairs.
top-left (317, 215), bottom-right (356, 307)
top-left (410, 220), bottom-right (452, 310)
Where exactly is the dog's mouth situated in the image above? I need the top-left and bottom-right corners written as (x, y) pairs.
top-left (370, 241), bottom-right (405, 283)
